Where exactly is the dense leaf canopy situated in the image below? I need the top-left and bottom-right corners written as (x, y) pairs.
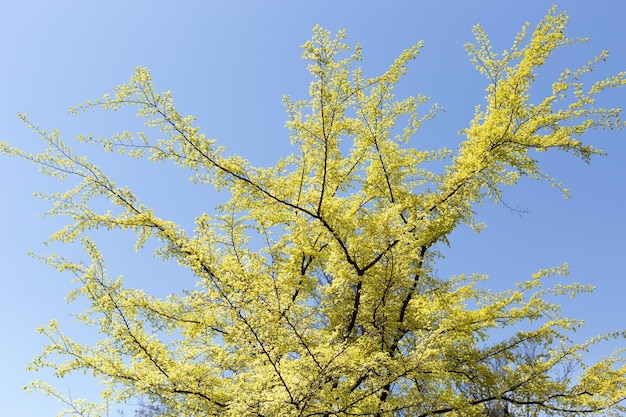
top-left (2, 6), bottom-right (625, 417)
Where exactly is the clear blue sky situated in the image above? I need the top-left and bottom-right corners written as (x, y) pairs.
top-left (1, 1), bottom-right (624, 416)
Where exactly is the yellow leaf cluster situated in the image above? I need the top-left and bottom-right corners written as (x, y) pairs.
top-left (2, 7), bottom-right (625, 417)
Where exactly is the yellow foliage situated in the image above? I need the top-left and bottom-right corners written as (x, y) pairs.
top-left (2, 6), bottom-right (625, 417)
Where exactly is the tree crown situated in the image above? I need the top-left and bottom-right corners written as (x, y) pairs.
top-left (2, 6), bottom-right (625, 417)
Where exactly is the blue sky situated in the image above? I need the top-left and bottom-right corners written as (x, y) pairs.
top-left (1, 1), bottom-right (625, 416)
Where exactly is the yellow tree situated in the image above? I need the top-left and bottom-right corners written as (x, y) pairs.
top-left (2, 6), bottom-right (625, 417)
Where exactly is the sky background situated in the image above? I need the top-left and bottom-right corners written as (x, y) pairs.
top-left (1, 1), bottom-right (625, 416)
